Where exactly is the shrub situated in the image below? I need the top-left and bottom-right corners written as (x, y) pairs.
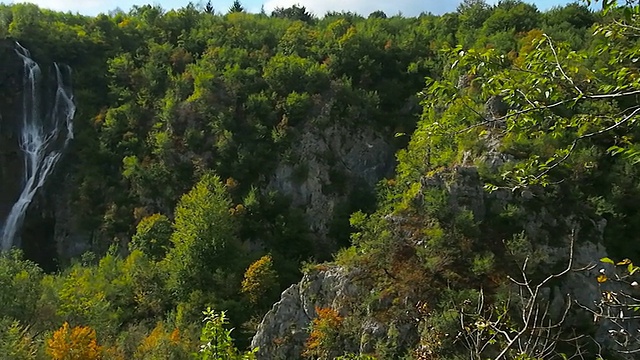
top-left (241, 255), bottom-right (279, 306)
top-left (47, 322), bottom-right (102, 360)
top-left (303, 307), bottom-right (344, 359)
top-left (130, 214), bottom-right (172, 260)
top-left (199, 308), bottom-right (257, 360)
top-left (0, 319), bottom-right (37, 360)
top-left (133, 322), bottom-right (190, 360)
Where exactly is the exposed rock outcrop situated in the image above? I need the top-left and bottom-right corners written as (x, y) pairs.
top-left (252, 265), bottom-right (413, 359)
top-left (254, 155), bottom-right (637, 358)
top-left (0, 40), bottom-right (24, 227)
top-left (551, 240), bottom-right (640, 358)
top-left (251, 266), bottom-right (362, 359)
top-left (0, 40), bottom-right (84, 269)
top-left (269, 119), bottom-right (394, 254)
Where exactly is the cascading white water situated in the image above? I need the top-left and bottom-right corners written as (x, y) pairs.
top-left (0, 42), bottom-right (75, 250)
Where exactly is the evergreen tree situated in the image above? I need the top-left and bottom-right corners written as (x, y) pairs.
top-left (204, 1), bottom-right (214, 14)
top-left (368, 10), bottom-right (387, 19)
top-left (271, 5), bottom-right (314, 23)
top-left (228, 0), bottom-right (245, 13)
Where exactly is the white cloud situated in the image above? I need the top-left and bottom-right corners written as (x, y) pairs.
top-left (10, 0), bottom-right (107, 13)
top-left (263, 0), bottom-right (459, 17)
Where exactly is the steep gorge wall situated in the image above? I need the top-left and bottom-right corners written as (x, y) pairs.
top-left (0, 38), bottom-right (401, 269)
top-left (269, 120), bottom-right (395, 256)
top-left (253, 162), bottom-right (630, 358)
top-left (0, 40), bottom-right (84, 270)
top-left (0, 39), bottom-right (24, 228)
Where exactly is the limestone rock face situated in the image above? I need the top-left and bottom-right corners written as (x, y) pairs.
top-left (420, 165), bottom-right (486, 221)
top-left (551, 240), bottom-right (640, 358)
top-left (251, 266), bottom-right (362, 359)
top-left (254, 158), bottom-right (637, 358)
top-left (269, 121), bottom-right (394, 254)
top-left (0, 40), bottom-right (58, 266)
top-left (0, 39), bottom-right (24, 229)
top-left (0, 40), bottom-right (85, 269)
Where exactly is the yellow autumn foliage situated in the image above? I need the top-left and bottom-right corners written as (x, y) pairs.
top-left (133, 322), bottom-right (189, 359)
top-left (47, 322), bottom-right (102, 360)
top-left (241, 255), bottom-right (278, 305)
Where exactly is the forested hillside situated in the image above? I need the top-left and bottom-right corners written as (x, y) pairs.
top-left (1, 0), bottom-right (639, 358)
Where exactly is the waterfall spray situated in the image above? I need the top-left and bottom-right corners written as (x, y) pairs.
top-left (0, 43), bottom-right (75, 250)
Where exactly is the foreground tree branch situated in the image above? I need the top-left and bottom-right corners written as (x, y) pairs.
top-left (455, 230), bottom-right (594, 359)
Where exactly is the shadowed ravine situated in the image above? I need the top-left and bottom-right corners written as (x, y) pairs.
top-left (0, 43), bottom-right (75, 250)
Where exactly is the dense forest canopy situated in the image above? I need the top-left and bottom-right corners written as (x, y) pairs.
top-left (1, 0), bottom-right (640, 358)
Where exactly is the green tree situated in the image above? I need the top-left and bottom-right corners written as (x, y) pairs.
top-left (130, 213), bottom-right (173, 260)
top-left (228, 0), bottom-right (245, 13)
top-left (204, 1), bottom-right (214, 14)
top-left (474, 0), bottom-right (540, 52)
top-left (241, 255), bottom-right (279, 307)
top-left (482, 0), bottom-right (540, 34)
top-left (0, 320), bottom-right (37, 360)
top-left (456, 0), bottom-right (492, 46)
top-left (0, 250), bottom-right (43, 323)
top-left (367, 10), bottom-right (387, 19)
top-left (262, 53), bottom-right (330, 95)
top-left (271, 5), bottom-right (315, 23)
top-left (163, 173), bottom-right (240, 299)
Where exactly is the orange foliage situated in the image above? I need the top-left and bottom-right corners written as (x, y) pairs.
top-left (47, 322), bottom-right (102, 360)
top-left (303, 307), bottom-right (343, 359)
top-left (93, 109), bottom-right (107, 127)
top-left (140, 323), bottom-right (165, 353)
top-left (241, 255), bottom-right (278, 304)
top-left (137, 322), bottom-right (181, 355)
top-left (132, 321), bottom-right (192, 359)
top-left (169, 328), bottom-right (181, 343)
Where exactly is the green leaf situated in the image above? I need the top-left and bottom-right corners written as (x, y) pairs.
top-left (607, 145), bottom-right (626, 156)
top-left (601, 257), bottom-right (615, 264)
top-left (624, 7), bottom-right (632, 21)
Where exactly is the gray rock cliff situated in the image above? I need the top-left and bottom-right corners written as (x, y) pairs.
top-left (269, 118), bottom-right (395, 255)
top-left (253, 153), bottom-right (637, 358)
top-left (251, 266), bottom-right (360, 359)
top-left (0, 39), bottom-right (24, 228)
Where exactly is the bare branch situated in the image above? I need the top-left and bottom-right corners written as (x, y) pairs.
top-left (457, 230), bottom-right (583, 360)
top-left (543, 34), bottom-right (583, 96)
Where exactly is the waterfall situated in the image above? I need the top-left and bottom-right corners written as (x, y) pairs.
top-left (0, 43), bottom-right (75, 250)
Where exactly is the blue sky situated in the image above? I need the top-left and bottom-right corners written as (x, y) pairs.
top-left (3, 0), bottom-right (591, 17)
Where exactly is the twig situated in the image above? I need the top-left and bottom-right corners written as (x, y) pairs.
top-left (544, 34), bottom-right (583, 96)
